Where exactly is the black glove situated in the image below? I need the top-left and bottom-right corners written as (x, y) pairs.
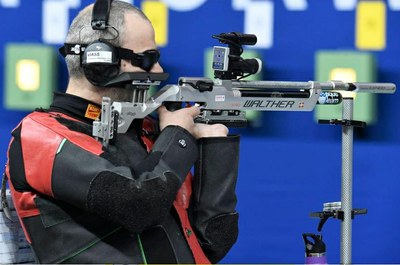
top-left (190, 135), bottom-right (240, 263)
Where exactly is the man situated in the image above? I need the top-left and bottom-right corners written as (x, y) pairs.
top-left (5, 1), bottom-right (240, 264)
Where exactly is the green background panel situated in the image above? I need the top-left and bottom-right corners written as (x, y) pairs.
top-left (314, 50), bottom-right (376, 124)
top-left (204, 48), bottom-right (263, 127)
top-left (4, 43), bottom-right (57, 110)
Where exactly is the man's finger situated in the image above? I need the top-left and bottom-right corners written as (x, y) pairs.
top-left (157, 105), bottom-right (168, 114)
top-left (182, 106), bottom-right (201, 117)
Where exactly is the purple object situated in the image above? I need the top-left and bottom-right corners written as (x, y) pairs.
top-left (303, 233), bottom-right (327, 264)
top-left (305, 255), bottom-right (327, 264)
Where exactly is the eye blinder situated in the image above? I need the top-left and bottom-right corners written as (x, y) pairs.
top-left (118, 47), bottom-right (160, 72)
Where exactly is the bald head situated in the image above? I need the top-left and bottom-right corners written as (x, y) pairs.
top-left (64, 1), bottom-right (150, 80)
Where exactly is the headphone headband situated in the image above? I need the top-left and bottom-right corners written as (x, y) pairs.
top-left (59, 42), bottom-right (136, 58)
top-left (59, 43), bottom-right (87, 57)
top-left (91, 0), bottom-right (113, 30)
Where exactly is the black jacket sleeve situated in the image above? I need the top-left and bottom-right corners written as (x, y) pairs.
top-left (51, 125), bottom-right (198, 233)
top-left (190, 135), bottom-right (240, 263)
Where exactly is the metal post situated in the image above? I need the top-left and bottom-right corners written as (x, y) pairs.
top-left (341, 97), bottom-right (354, 265)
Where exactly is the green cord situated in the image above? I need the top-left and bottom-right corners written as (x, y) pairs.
top-left (137, 233), bottom-right (148, 264)
top-left (57, 227), bottom-right (122, 263)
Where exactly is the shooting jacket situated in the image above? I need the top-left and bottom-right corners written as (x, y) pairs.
top-left (5, 92), bottom-right (240, 264)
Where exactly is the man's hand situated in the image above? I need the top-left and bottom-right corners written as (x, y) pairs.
top-left (158, 106), bottom-right (228, 139)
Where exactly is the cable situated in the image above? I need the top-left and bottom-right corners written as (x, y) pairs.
top-left (137, 233), bottom-right (148, 264)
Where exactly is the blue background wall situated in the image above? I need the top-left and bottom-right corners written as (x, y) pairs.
top-left (1, 0), bottom-right (399, 263)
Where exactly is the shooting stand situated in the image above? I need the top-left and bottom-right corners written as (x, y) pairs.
top-left (311, 97), bottom-right (368, 265)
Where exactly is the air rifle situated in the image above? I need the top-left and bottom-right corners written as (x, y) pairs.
top-left (92, 33), bottom-right (396, 147)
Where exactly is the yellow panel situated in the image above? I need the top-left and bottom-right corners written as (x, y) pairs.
top-left (329, 68), bottom-right (356, 98)
top-left (16, 59), bottom-right (40, 91)
top-left (329, 68), bottom-right (356, 82)
top-left (142, 1), bottom-right (168, 46)
top-left (356, 1), bottom-right (386, 50)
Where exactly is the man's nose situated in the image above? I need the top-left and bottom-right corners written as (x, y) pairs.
top-left (150, 62), bottom-right (163, 73)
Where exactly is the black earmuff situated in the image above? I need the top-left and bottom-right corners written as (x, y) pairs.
top-left (81, 39), bottom-right (120, 87)
top-left (81, 0), bottom-right (118, 86)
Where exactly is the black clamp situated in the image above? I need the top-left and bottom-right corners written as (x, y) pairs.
top-left (318, 119), bottom-right (367, 128)
top-left (179, 80), bottom-right (214, 92)
top-left (310, 208), bottom-right (367, 232)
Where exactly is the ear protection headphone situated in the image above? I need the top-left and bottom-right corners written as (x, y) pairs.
top-left (59, 0), bottom-right (161, 87)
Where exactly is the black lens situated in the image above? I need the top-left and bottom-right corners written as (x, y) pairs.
top-left (141, 50), bottom-right (160, 71)
top-left (131, 49), bottom-right (160, 71)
